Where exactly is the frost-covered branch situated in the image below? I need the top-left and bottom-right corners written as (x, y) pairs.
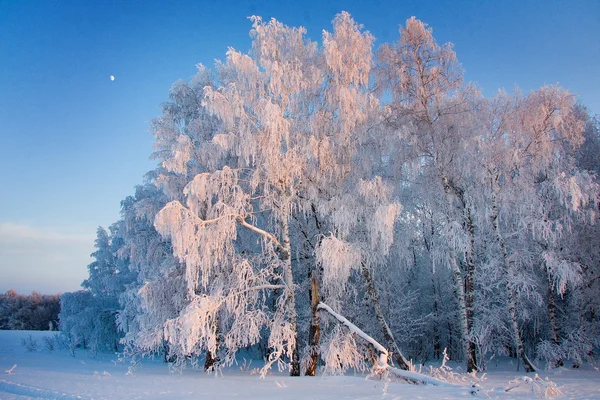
top-left (317, 302), bottom-right (459, 387)
top-left (236, 217), bottom-right (286, 255)
top-left (317, 302), bottom-right (387, 356)
top-left (505, 374), bottom-right (562, 398)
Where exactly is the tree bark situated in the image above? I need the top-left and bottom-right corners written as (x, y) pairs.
top-left (432, 279), bottom-right (441, 360)
top-left (303, 205), bottom-right (323, 376)
top-left (546, 273), bottom-right (560, 346)
top-left (281, 216), bottom-right (300, 376)
top-left (305, 274), bottom-right (321, 376)
top-left (204, 316), bottom-right (219, 371)
top-left (443, 178), bottom-right (477, 372)
top-left (449, 254), bottom-right (477, 372)
top-left (507, 293), bottom-right (536, 372)
top-left (463, 207), bottom-right (478, 372)
top-left (546, 269), bottom-right (563, 367)
top-left (204, 350), bottom-right (218, 371)
top-left (360, 262), bottom-right (412, 370)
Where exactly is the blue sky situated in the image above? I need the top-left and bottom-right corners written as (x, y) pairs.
top-left (1, 0), bottom-right (599, 294)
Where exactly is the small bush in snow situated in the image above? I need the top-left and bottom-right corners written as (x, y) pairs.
top-left (425, 348), bottom-right (486, 387)
top-left (56, 334), bottom-right (78, 357)
top-left (53, 333), bottom-right (72, 352)
top-left (42, 335), bottom-right (56, 351)
top-left (21, 335), bottom-right (38, 352)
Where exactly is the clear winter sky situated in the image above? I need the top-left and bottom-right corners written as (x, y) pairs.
top-left (1, 0), bottom-right (599, 295)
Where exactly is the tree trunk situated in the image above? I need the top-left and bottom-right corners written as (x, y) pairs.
top-left (490, 193), bottom-right (536, 372)
top-left (442, 178), bottom-right (477, 372)
top-left (360, 262), bottom-right (412, 370)
top-left (304, 206), bottom-right (323, 376)
top-left (507, 292), bottom-right (536, 372)
top-left (305, 274), bottom-right (321, 376)
top-left (463, 208), bottom-right (478, 371)
top-left (546, 270), bottom-right (563, 367)
top-left (546, 273), bottom-right (560, 345)
top-left (432, 278), bottom-right (441, 360)
top-left (281, 217), bottom-right (300, 376)
top-left (204, 316), bottom-right (219, 371)
top-left (204, 350), bottom-right (218, 371)
top-left (449, 255), bottom-right (477, 372)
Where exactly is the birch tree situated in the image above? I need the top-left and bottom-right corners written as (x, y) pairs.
top-left (378, 16), bottom-right (480, 372)
top-left (152, 15), bottom-right (323, 376)
top-left (475, 86), bottom-right (597, 371)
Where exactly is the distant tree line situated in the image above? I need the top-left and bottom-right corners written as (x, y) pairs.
top-left (0, 290), bottom-right (60, 331)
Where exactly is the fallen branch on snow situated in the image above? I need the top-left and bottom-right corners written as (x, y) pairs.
top-left (317, 302), bottom-right (462, 387)
top-left (505, 374), bottom-right (562, 398)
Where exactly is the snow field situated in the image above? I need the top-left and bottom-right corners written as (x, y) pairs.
top-left (1, 331), bottom-right (600, 399)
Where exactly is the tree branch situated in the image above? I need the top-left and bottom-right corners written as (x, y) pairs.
top-left (237, 216), bottom-right (286, 254)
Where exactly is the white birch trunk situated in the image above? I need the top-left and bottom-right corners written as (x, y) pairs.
top-left (443, 178), bottom-right (478, 372)
top-left (280, 216), bottom-right (300, 376)
top-left (305, 274), bottom-right (321, 376)
top-left (448, 254), bottom-right (476, 372)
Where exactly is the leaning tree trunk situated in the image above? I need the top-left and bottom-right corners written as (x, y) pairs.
top-left (490, 193), bottom-right (536, 372)
top-left (281, 216), bottom-right (300, 377)
top-left (360, 262), bottom-right (412, 371)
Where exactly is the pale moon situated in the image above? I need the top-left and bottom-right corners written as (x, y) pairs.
top-left (110, 75), bottom-right (115, 81)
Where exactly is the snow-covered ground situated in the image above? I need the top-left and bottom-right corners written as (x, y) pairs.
top-left (1, 330), bottom-right (599, 399)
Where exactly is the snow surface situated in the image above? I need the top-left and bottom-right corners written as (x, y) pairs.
top-left (1, 330), bottom-right (600, 399)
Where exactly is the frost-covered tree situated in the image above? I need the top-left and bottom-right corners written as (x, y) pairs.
top-left (69, 11), bottom-right (600, 377)
top-left (117, 67), bottom-right (220, 367)
top-left (59, 290), bottom-right (95, 351)
top-left (60, 225), bottom-right (134, 353)
top-left (377, 16), bottom-right (482, 372)
top-left (115, 184), bottom-right (186, 363)
top-left (149, 12), bottom-right (416, 377)
top-left (473, 86), bottom-right (599, 371)
top-left (575, 106), bottom-right (600, 175)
